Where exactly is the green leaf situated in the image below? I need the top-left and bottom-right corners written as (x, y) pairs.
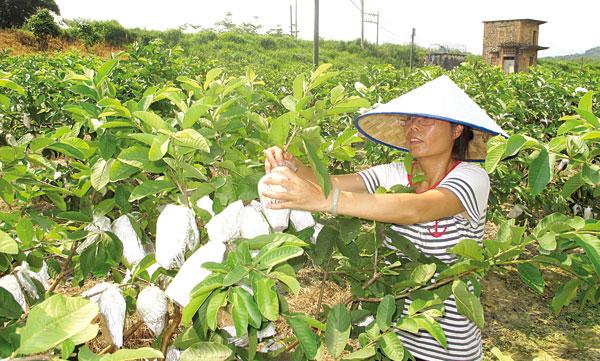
top-left (410, 263), bottom-right (437, 285)
top-left (342, 346), bottom-right (376, 360)
top-left (173, 129), bottom-right (210, 152)
top-left (517, 263), bottom-right (545, 294)
top-left (271, 271), bottom-right (301, 295)
top-left (180, 342), bottom-right (232, 361)
top-left (231, 291), bottom-right (249, 337)
top-left (528, 147), bottom-right (553, 196)
top-left (182, 103), bottom-right (210, 128)
top-left (326, 97), bottom-right (370, 115)
top-left (302, 138), bottom-right (331, 198)
top-left (484, 136), bottom-right (507, 173)
top-left (452, 280), bottom-right (484, 329)
top-left (376, 295), bottom-right (396, 331)
top-left (223, 267), bottom-right (248, 287)
top-left (128, 180), bottom-right (174, 201)
top-left (0, 287), bottom-right (23, 319)
top-left (234, 287), bottom-right (262, 328)
top-left (0, 79), bottom-right (25, 95)
top-left (379, 332), bottom-right (404, 361)
top-left (551, 279), bottom-right (580, 315)
top-left (204, 68), bottom-right (223, 90)
top-left (578, 90), bottom-right (594, 112)
top-left (94, 59), bottom-right (118, 86)
top-left (413, 316), bottom-right (447, 348)
top-left (325, 304), bottom-right (351, 358)
top-left (148, 134), bottom-right (170, 161)
top-left (16, 294), bottom-right (99, 355)
top-left (16, 217), bottom-right (34, 245)
top-left (537, 231), bottom-right (557, 251)
top-left (133, 111), bottom-right (166, 131)
top-left (287, 316), bottom-right (319, 359)
top-left (449, 239), bottom-right (484, 261)
top-left (91, 159), bottom-right (113, 191)
top-left (257, 245), bottom-right (304, 269)
top-left (0, 230), bottom-right (18, 254)
top-left (269, 113), bottom-right (291, 147)
top-left (100, 347), bottom-right (163, 361)
top-left (206, 291), bottom-right (228, 331)
top-left (255, 278), bottom-right (279, 321)
top-left (574, 234), bottom-right (600, 277)
top-left (504, 134), bottom-right (538, 157)
top-left (293, 75), bottom-right (305, 99)
top-left (561, 173), bottom-right (585, 199)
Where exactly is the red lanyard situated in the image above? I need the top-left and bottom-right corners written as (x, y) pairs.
top-left (407, 160), bottom-right (462, 238)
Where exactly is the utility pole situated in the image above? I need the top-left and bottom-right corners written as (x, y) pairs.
top-left (410, 28), bottom-right (416, 73)
top-left (295, 0), bottom-right (298, 38)
top-left (313, 0), bottom-right (319, 66)
top-left (360, 0), bottom-right (364, 48)
top-left (290, 5), bottom-right (293, 37)
top-left (376, 11), bottom-right (379, 45)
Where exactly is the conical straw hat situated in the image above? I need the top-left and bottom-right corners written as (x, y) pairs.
top-left (354, 75), bottom-right (509, 162)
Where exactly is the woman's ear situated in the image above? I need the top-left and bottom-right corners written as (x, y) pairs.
top-left (452, 124), bottom-right (464, 141)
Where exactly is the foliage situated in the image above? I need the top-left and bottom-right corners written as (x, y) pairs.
top-left (24, 8), bottom-right (60, 50)
top-left (0, 0), bottom-right (60, 29)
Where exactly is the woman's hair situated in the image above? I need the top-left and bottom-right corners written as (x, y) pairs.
top-left (452, 125), bottom-right (474, 160)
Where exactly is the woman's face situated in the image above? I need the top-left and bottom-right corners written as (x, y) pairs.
top-left (403, 116), bottom-right (463, 159)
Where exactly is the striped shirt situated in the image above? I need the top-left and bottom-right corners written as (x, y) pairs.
top-left (358, 161), bottom-right (489, 361)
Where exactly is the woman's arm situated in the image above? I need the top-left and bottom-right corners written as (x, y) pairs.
top-left (295, 161), bottom-right (368, 193)
top-left (262, 167), bottom-right (466, 225)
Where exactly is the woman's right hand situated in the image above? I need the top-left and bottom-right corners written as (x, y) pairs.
top-left (263, 146), bottom-right (296, 173)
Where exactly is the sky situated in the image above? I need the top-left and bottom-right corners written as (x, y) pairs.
top-left (54, 0), bottom-right (599, 57)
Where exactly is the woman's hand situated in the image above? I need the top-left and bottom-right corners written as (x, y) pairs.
top-left (260, 167), bottom-right (329, 212)
top-left (263, 146), bottom-right (297, 174)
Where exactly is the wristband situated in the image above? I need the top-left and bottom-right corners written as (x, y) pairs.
top-left (331, 188), bottom-right (341, 216)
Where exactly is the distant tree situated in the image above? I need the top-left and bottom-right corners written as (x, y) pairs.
top-left (266, 24), bottom-right (285, 36)
top-left (24, 8), bottom-right (60, 49)
top-left (0, 0), bottom-right (60, 28)
top-left (214, 11), bottom-right (235, 32)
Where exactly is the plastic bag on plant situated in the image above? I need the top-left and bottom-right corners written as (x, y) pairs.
top-left (98, 284), bottom-right (126, 347)
top-left (77, 215), bottom-right (111, 253)
top-left (0, 274), bottom-right (27, 311)
top-left (112, 215), bottom-right (146, 267)
top-left (136, 285), bottom-right (168, 335)
top-left (196, 195), bottom-right (215, 216)
top-left (166, 240), bottom-right (227, 307)
top-left (155, 204), bottom-right (200, 269)
top-left (240, 201), bottom-right (270, 239)
top-left (15, 264), bottom-right (40, 300)
top-left (257, 170), bottom-right (290, 231)
top-left (290, 210), bottom-right (315, 231)
top-left (205, 200), bottom-right (244, 244)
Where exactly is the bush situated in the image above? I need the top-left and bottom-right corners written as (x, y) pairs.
top-left (68, 19), bottom-right (101, 49)
top-left (24, 8), bottom-right (60, 50)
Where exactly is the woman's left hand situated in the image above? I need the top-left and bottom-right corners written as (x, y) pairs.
top-left (261, 167), bottom-right (329, 212)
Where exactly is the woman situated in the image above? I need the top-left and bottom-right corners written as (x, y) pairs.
top-left (261, 75), bottom-right (508, 361)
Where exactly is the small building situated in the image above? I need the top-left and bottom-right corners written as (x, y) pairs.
top-left (427, 45), bottom-right (467, 70)
top-left (482, 19), bottom-right (548, 73)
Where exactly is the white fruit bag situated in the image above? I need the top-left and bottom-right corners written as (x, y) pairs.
top-left (77, 215), bottom-right (112, 253)
top-left (136, 285), bottom-right (168, 335)
top-left (155, 204), bottom-right (200, 269)
top-left (290, 210), bottom-right (315, 231)
top-left (196, 195), bottom-right (215, 216)
top-left (258, 170), bottom-right (290, 231)
top-left (26, 260), bottom-right (50, 290)
top-left (205, 200), bottom-right (244, 244)
top-left (15, 264), bottom-right (40, 300)
top-left (240, 202), bottom-right (270, 239)
top-left (112, 215), bottom-right (146, 266)
top-left (81, 283), bottom-right (125, 347)
top-left (166, 240), bottom-right (227, 307)
top-left (0, 275), bottom-right (27, 311)
top-left (165, 346), bottom-right (181, 361)
top-left (310, 223), bottom-right (324, 244)
top-left (98, 284), bottom-right (126, 347)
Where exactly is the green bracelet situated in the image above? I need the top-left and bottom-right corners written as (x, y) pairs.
top-left (331, 188), bottom-right (341, 216)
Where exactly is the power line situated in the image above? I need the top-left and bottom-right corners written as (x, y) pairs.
top-left (347, 0), bottom-right (361, 11)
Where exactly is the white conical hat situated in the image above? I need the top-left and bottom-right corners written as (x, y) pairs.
top-left (354, 75), bottom-right (509, 161)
